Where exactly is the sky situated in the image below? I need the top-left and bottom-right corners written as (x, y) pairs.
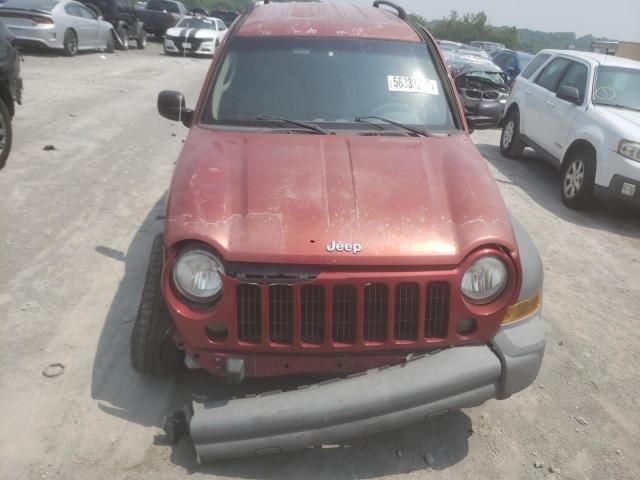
top-left (338, 0), bottom-right (640, 42)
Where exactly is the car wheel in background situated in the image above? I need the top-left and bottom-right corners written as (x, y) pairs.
top-left (130, 234), bottom-right (184, 377)
top-left (561, 148), bottom-right (596, 209)
top-left (0, 99), bottom-right (12, 170)
top-left (500, 109), bottom-right (526, 158)
top-left (62, 30), bottom-right (78, 57)
top-left (136, 29), bottom-right (146, 49)
top-left (105, 31), bottom-right (115, 53)
top-left (117, 27), bottom-right (129, 50)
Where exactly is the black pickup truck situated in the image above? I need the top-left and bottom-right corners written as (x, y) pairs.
top-left (79, 0), bottom-right (146, 49)
top-left (136, 0), bottom-right (188, 38)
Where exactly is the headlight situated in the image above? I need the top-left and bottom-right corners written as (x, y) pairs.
top-left (172, 247), bottom-right (224, 303)
top-left (618, 140), bottom-right (640, 162)
top-left (461, 255), bottom-right (508, 304)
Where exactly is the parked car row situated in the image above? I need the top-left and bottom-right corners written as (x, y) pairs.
top-left (0, 0), bottom-right (239, 56)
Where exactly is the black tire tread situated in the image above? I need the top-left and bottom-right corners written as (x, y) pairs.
top-left (62, 29), bottom-right (77, 57)
top-left (500, 109), bottom-right (526, 159)
top-left (130, 234), bottom-right (183, 376)
top-left (560, 148), bottom-right (596, 210)
top-left (0, 98), bottom-right (13, 170)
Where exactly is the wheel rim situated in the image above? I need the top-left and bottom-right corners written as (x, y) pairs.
top-left (502, 120), bottom-right (514, 148)
top-left (69, 35), bottom-right (77, 54)
top-left (563, 159), bottom-right (585, 198)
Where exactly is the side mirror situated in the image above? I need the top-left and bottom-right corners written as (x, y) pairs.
top-left (556, 85), bottom-right (581, 104)
top-left (158, 90), bottom-right (193, 127)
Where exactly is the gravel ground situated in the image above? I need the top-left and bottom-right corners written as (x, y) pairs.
top-left (0, 43), bottom-right (639, 480)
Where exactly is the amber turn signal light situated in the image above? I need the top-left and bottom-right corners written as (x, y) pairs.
top-left (502, 291), bottom-right (542, 324)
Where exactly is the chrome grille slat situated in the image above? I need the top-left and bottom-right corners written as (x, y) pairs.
top-left (237, 284), bottom-right (261, 342)
top-left (426, 282), bottom-right (449, 339)
top-left (363, 284), bottom-right (387, 342)
top-left (332, 285), bottom-right (356, 343)
top-left (394, 283), bottom-right (418, 340)
top-left (269, 285), bottom-right (293, 344)
top-left (301, 285), bottom-right (325, 344)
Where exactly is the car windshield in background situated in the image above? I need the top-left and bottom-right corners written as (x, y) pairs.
top-left (210, 11), bottom-right (237, 26)
top-left (176, 18), bottom-right (214, 29)
top-left (146, 0), bottom-right (179, 13)
top-left (4, 0), bottom-right (59, 11)
top-left (466, 71), bottom-right (507, 88)
top-left (517, 52), bottom-right (534, 69)
top-left (205, 37), bottom-right (456, 133)
top-left (593, 66), bottom-right (640, 111)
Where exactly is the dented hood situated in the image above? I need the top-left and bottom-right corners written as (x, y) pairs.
top-left (165, 129), bottom-right (515, 266)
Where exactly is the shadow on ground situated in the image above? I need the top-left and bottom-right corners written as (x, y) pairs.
top-left (90, 195), bottom-right (473, 477)
top-left (477, 143), bottom-right (640, 240)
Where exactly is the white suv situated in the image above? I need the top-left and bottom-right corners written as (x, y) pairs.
top-left (500, 50), bottom-right (640, 209)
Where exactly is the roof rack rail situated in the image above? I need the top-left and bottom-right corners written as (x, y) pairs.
top-left (372, 1), bottom-right (407, 20)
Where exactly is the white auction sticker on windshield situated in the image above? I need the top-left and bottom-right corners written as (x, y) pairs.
top-left (387, 75), bottom-right (439, 95)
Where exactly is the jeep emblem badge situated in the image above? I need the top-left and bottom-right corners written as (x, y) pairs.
top-left (326, 241), bottom-right (362, 254)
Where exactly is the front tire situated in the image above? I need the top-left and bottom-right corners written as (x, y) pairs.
top-left (136, 29), bottom-right (146, 49)
top-left (0, 98), bottom-right (12, 170)
top-left (117, 27), bottom-right (129, 50)
top-left (130, 234), bottom-right (184, 377)
top-left (62, 29), bottom-right (78, 57)
top-left (105, 31), bottom-right (115, 53)
top-left (560, 149), bottom-right (596, 209)
top-left (500, 109), bottom-right (526, 158)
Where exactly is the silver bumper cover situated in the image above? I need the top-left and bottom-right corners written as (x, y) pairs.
top-left (178, 311), bottom-right (544, 463)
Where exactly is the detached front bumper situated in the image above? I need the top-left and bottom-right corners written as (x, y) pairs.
top-left (176, 310), bottom-right (543, 463)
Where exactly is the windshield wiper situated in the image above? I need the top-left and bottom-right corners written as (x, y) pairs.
top-left (256, 115), bottom-right (329, 135)
top-left (355, 115), bottom-right (430, 137)
top-left (593, 103), bottom-right (640, 113)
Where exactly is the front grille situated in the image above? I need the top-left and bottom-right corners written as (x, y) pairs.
top-left (269, 285), bottom-right (293, 344)
top-left (364, 284), bottom-right (388, 342)
top-left (464, 89), bottom-right (482, 99)
top-left (235, 280), bottom-right (450, 346)
top-left (237, 284), bottom-right (261, 342)
top-left (332, 285), bottom-right (357, 343)
top-left (169, 36), bottom-right (203, 53)
top-left (483, 91), bottom-right (500, 100)
top-left (426, 282), bottom-right (449, 338)
top-left (394, 283), bottom-right (419, 340)
top-left (301, 285), bottom-right (325, 344)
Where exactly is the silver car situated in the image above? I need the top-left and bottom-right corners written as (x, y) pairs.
top-left (0, 0), bottom-right (115, 56)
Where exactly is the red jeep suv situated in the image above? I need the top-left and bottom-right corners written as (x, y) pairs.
top-left (131, 0), bottom-right (545, 462)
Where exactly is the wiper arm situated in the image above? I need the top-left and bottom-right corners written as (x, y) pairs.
top-left (355, 115), bottom-right (430, 137)
top-left (256, 115), bottom-right (329, 135)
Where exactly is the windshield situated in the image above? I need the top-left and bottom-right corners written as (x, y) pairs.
top-left (465, 71), bottom-right (507, 88)
top-left (176, 17), bottom-right (214, 29)
top-left (4, 0), bottom-right (59, 11)
top-left (210, 10), bottom-right (237, 26)
top-left (204, 37), bottom-right (456, 133)
top-left (593, 66), bottom-right (640, 111)
top-left (517, 52), bottom-right (533, 69)
top-left (146, 0), bottom-right (179, 13)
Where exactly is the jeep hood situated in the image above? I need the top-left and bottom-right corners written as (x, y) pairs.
top-left (165, 129), bottom-right (515, 266)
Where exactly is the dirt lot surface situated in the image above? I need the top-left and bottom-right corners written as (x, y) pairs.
top-left (1, 43), bottom-right (639, 480)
